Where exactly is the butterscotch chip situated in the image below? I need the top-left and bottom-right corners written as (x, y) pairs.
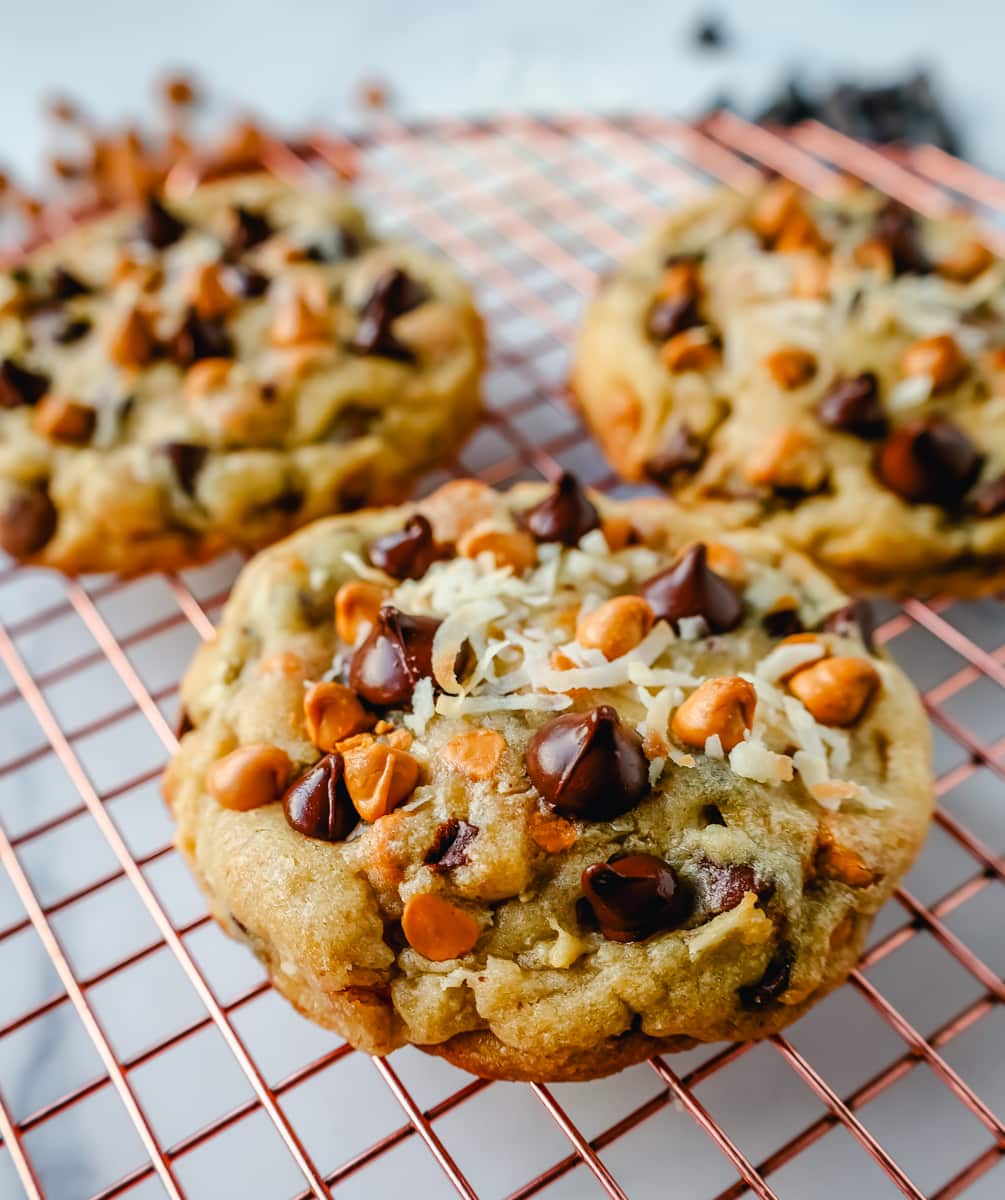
top-left (443, 729), bottom-right (505, 780)
top-left (34, 396), bottom-right (95, 444)
top-left (660, 328), bottom-right (720, 373)
top-left (458, 527), bottom-right (536, 572)
top-left (335, 580), bottom-right (388, 644)
top-left (764, 347), bottom-right (817, 390)
top-left (186, 263), bottom-right (235, 319)
top-left (672, 676), bottom-right (757, 752)
top-left (108, 306), bottom-right (157, 368)
top-left (303, 681), bottom-right (373, 750)
top-left (343, 742), bottom-right (420, 821)
top-left (528, 809), bottom-right (577, 853)
top-left (788, 656), bottom-right (879, 725)
top-left (402, 894), bottom-right (479, 961)
top-left (206, 744), bottom-right (291, 811)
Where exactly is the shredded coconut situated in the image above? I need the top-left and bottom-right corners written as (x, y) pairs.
top-left (729, 740), bottom-right (794, 784)
top-left (756, 640), bottom-right (825, 683)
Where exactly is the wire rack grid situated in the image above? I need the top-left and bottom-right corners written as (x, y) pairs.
top-left (0, 110), bottom-right (1003, 1200)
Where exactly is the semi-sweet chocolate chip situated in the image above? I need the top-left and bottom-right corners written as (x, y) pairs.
top-left (282, 752), bottom-right (359, 841)
top-left (646, 295), bottom-right (699, 342)
top-left (581, 853), bottom-right (688, 942)
top-left (816, 372), bottom-right (886, 438)
top-left (739, 943), bottom-right (794, 1009)
top-left (526, 705), bottom-right (650, 821)
top-left (228, 206), bottom-right (273, 254)
top-left (762, 607), bottom-right (804, 638)
top-left (0, 485), bottom-right (57, 556)
top-left (644, 423), bottom-right (704, 484)
top-left (350, 267), bottom-right (427, 362)
top-left (170, 309), bottom-right (234, 366)
top-left (876, 417), bottom-right (983, 505)
top-left (822, 598), bottom-right (876, 651)
top-left (693, 858), bottom-right (773, 916)
top-left (367, 514), bottom-right (444, 580)
top-left (138, 195), bottom-right (187, 249)
top-left (49, 266), bottom-right (91, 300)
top-left (639, 543), bottom-right (743, 633)
top-left (425, 818), bottom-right (479, 870)
top-left (523, 472), bottom-right (600, 546)
top-left (0, 359), bottom-right (50, 408)
top-left (160, 441), bottom-right (208, 497)
top-left (872, 199), bottom-right (931, 276)
top-left (348, 605), bottom-right (441, 709)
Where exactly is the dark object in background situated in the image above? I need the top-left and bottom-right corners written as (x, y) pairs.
top-left (692, 14), bottom-right (729, 51)
top-left (752, 70), bottom-right (962, 155)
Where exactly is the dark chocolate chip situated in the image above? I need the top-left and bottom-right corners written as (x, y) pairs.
top-left (174, 706), bottom-right (194, 739)
top-left (327, 404), bottom-right (378, 442)
top-left (526, 705), bottom-right (650, 821)
top-left (816, 372), bottom-right (886, 439)
top-left (822, 599), bottom-right (876, 652)
top-left (0, 485), bottom-right (57, 557)
top-left (53, 316), bottom-right (92, 345)
top-left (972, 474), bottom-right (1005, 518)
top-left (693, 857), bottom-right (773, 916)
top-left (523, 472), bottom-right (600, 546)
top-left (425, 818), bottom-right (479, 870)
top-left (581, 853), bottom-right (688, 942)
top-left (138, 195), bottom-right (187, 249)
top-left (762, 607), bottom-right (804, 638)
top-left (872, 199), bottom-right (932, 276)
top-left (160, 442), bottom-right (208, 497)
top-left (170, 308), bottom-right (233, 366)
top-left (271, 488), bottom-right (303, 515)
top-left (348, 605), bottom-right (442, 709)
top-left (350, 267), bottom-right (428, 362)
top-left (232, 266), bottom-right (270, 298)
top-left (49, 266), bottom-right (91, 300)
top-left (739, 943), bottom-right (794, 1009)
top-left (0, 358), bottom-right (50, 408)
top-left (876, 417), bottom-right (983, 506)
top-left (644, 423), bottom-right (705, 485)
top-left (367, 515), bottom-right (443, 580)
top-left (646, 294), bottom-right (700, 342)
top-left (639, 542), bottom-right (743, 633)
top-left (282, 752), bottom-right (359, 842)
top-left (228, 206), bottom-right (273, 254)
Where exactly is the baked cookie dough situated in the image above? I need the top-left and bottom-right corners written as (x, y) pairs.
top-left (165, 475), bottom-right (932, 1081)
top-left (0, 174), bottom-right (483, 574)
top-left (572, 181), bottom-right (1005, 596)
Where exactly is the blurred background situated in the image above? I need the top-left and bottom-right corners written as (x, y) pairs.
top-left (1, 0), bottom-right (1003, 183)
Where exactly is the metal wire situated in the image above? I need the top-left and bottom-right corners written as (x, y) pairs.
top-left (0, 113), bottom-right (1003, 1200)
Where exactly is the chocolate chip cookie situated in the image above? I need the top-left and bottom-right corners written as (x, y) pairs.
top-left (165, 475), bottom-right (932, 1081)
top-left (0, 175), bottom-right (483, 574)
top-left (572, 181), bottom-right (1005, 595)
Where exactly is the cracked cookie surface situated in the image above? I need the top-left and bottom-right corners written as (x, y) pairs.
top-left (0, 174), bottom-right (483, 574)
top-left (572, 183), bottom-right (1005, 596)
top-left (165, 477), bottom-right (932, 1081)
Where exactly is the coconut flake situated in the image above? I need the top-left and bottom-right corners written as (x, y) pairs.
top-left (729, 740), bottom-right (794, 784)
top-left (431, 599), bottom-right (505, 694)
top-left (341, 550), bottom-right (394, 586)
top-left (435, 691), bottom-right (572, 718)
top-left (648, 756), bottom-right (666, 787)
top-left (756, 640), bottom-right (824, 683)
top-left (888, 375), bottom-right (932, 411)
top-left (704, 734), bottom-right (724, 759)
top-left (403, 677), bottom-right (435, 735)
top-left (677, 615), bottom-right (709, 641)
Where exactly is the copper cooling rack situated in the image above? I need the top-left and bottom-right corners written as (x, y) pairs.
top-left (0, 112), bottom-right (1004, 1200)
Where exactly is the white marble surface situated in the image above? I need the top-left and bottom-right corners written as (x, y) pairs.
top-left (0, 0), bottom-right (1002, 180)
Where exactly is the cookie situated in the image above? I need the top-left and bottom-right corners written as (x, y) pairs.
top-left (0, 175), bottom-right (483, 574)
top-left (165, 475), bottom-right (932, 1082)
top-left (572, 182), bottom-right (1005, 595)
